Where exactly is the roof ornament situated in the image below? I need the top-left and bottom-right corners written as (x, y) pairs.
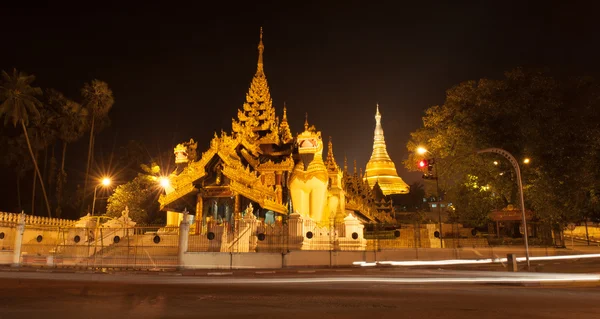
top-left (304, 112), bottom-right (309, 131)
top-left (257, 27), bottom-right (264, 73)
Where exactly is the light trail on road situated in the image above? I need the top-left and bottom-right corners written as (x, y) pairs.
top-left (358, 253), bottom-right (600, 267)
top-left (0, 269), bottom-right (598, 285)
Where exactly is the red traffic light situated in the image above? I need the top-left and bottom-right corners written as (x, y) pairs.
top-left (418, 159), bottom-right (428, 168)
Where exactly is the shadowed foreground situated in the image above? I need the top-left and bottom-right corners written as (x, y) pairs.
top-left (0, 274), bottom-right (599, 319)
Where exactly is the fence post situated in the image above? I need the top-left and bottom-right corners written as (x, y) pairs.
top-left (177, 210), bottom-right (190, 270)
top-left (12, 212), bottom-right (26, 267)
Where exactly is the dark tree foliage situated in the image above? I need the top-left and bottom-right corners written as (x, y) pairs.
top-left (405, 68), bottom-right (600, 230)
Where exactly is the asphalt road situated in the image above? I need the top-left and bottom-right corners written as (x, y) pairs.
top-left (0, 270), bottom-right (599, 319)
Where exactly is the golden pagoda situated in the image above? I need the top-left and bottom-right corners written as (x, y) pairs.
top-left (158, 29), bottom-right (395, 230)
top-left (364, 105), bottom-right (410, 195)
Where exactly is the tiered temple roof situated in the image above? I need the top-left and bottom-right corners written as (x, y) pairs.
top-left (364, 105), bottom-right (410, 195)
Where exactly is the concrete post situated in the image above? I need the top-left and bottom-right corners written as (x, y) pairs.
top-left (507, 253), bottom-right (518, 272)
top-left (177, 210), bottom-right (190, 270)
top-left (12, 212), bottom-right (26, 267)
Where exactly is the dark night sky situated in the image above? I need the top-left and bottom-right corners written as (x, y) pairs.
top-left (1, 1), bottom-right (599, 196)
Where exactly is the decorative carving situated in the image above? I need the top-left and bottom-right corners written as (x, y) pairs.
top-left (174, 138), bottom-right (197, 164)
top-left (231, 28), bottom-right (278, 144)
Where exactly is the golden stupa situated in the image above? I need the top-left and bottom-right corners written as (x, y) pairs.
top-left (364, 105), bottom-right (410, 195)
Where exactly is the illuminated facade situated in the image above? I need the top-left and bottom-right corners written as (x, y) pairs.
top-left (158, 29), bottom-right (396, 234)
top-left (364, 105), bottom-right (410, 195)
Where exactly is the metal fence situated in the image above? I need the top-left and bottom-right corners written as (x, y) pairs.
top-left (19, 225), bottom-right (178, 269)
top-left (2, 218), bottom-right (565, 269)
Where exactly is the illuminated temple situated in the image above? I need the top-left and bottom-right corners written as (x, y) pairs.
top-left (158, 30), bottom-right (408, 249)
top-left (364, 106), bottom-right (410, 195)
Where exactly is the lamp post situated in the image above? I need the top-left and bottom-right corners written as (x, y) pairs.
top-left (477, 148), bottom-right (530, 270)
top-left (417, 147), bottom-right (444, 248)
top-left (91, 177), bottom-right (111, 216)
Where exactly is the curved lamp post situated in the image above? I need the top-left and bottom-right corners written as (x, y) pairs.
top-left (477, 148), bottom-right (530, 270)
top-left (91, 177), bottom-right (111, 216)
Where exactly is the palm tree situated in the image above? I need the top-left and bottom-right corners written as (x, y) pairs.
top-left (47, 89), bottom-right (88, 217)
top-left (0, 69), bottom-right (52, 217)
top-left (81, 80), bottom-right (114, 215)
top-left (26, 105), bottom-right (57, 214)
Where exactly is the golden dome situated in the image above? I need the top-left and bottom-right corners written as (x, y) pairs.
top-left (364, 105), bottom-right (410, 195)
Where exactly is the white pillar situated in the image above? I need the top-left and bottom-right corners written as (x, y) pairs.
top-left (12, 212), bottom-right (25, 267)
top-left (177, 210), bottom-right (190, 270)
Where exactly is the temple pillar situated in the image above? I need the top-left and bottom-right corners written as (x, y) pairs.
top-left (234, 194), bottom-right (241, 219)
top-left (195, 195), bottom-right (203, 235)
top-left (166, 210), bottom-right (180, 227)
top-left (234, 194), bottom-right (241, 234)
top-left (12, 213), bottom-right (25, 267)
top-left (177, 210), bottom-right (190, 270)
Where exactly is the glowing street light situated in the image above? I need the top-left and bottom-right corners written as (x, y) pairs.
top-left (415, 146), bottom-right (443, 248)
top-left (523, 158), bottom-right (531, 164)
top-left (92, 177), bottom-right (112, 216)
top-left (493, 161), bottom-right (499, 165)
top-left (159, 176), bottom-right (170, 188)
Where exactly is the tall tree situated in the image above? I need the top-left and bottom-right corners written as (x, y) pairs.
top-left (405, 68), bottom-right (600, 231)
top-left (26, 104), bottom-right (57, 214)
top-left (0, 69), bottom-right (52, 217)
top-left (81, 80), bottom-right (114, 215)
top-left (46, 89), bottom-right (88, 217)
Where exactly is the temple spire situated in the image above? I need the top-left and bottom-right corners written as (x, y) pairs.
top-left (304, 112), bottom-right (309, 131)
top-left (231, 28), bottom-right (276, 139)
top-left (343, 155), bottom-right (348, 173)
top-left (279, 102), bottom-right (293, 143)
top-left (257, 27), bottom-right (264, 73)
top-left (365, 104), bottom-right (410, 195)
top-left (325, 136), bottom-right (338, 172)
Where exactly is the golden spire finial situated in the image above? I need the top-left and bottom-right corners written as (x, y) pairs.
top-left (304, 112), bottom-right (309, 131)
top-left (353, 159), bottom-right (357, 175)
top-left (344, 155), bottom-right (348, 172)
top-left (257, 27), bottom-right (264, 73)
top-left (283, 103), bottom-right (287, 120)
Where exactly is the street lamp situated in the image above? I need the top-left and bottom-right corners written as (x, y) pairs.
top-left (477, 148), bottom-right (530, 270)
top-left (159, 176), bottom-right (170, 188)
top-left (91, 177), bottom-right (111, 216)
top-left (416, 146), bottom-right (444, 248)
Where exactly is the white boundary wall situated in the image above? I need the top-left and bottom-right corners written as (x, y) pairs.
top-left (180, 247), bottom-right (565, 270)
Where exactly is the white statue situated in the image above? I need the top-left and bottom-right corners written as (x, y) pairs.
top-left (121, 206), bottom-right (130, 220)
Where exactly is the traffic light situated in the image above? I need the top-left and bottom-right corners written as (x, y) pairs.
top-left (420, 158), bottom-right (437, 180)
top-left (418, 158), bottom-right (435, 172)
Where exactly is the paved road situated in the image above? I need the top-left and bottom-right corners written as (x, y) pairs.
top-left (0, 270), bottom-right (599, 319)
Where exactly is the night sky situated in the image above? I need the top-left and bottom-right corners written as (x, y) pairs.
top-left (1, 1), bottom-right (599, 197)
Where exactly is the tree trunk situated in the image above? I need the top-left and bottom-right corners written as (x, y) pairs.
top-left (61, 141), bottom-right (67, 173)
top-left (21, 120), bottom-right (52, 218)
top-left (43, 146), bottom-right (48, 187)
top-left (32, 157), bottom-right (37, 215)
top-left (39, 147), bottom-right (49, 214)
top-left (16, 173), bottom-right (22, 212)
top-left (55, 141), bottom-right (68, 218)
top-left (82, 115), bottom-right (95, 215)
